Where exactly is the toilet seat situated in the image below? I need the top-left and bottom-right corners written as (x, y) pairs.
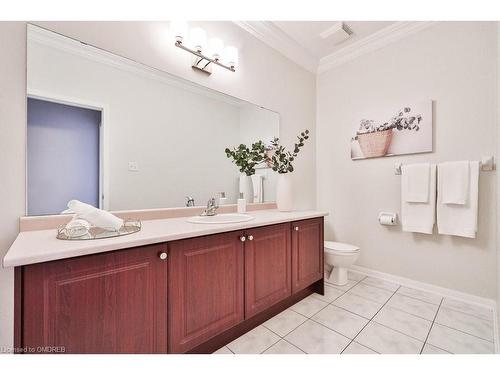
top-left (324, 241), bottom-right (360, 254)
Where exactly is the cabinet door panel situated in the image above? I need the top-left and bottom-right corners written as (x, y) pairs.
top-left (292, 218), bottom-right (324, 293)
top-left (22, 244), bottom-right (168, 353)
top-left (245, 223), bottom-right (291, 318)
top-left (168, 232), bottom-right (244, 353)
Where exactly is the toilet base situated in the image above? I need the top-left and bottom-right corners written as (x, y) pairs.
top-left (328, 266), bottom-right (348, 286)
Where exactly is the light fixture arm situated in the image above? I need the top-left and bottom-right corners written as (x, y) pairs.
top-left (175, 41), bottom-right (235, 74)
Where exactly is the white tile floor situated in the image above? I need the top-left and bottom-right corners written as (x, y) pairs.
top-left (214, 271), bottom-right (496, 354)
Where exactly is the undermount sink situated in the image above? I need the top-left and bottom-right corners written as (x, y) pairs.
top-left (187, 213), bottom-right (254, 224)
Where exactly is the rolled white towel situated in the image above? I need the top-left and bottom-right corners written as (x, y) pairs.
top-left (66, 218), bottom-right (91, 237)
top-left (67, 200), bottom-right (123, 231)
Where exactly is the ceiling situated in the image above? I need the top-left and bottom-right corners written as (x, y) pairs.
top-left (234, 21), bottom-right (433, 74)
top-left (272, 21), bottom-right (395, 59)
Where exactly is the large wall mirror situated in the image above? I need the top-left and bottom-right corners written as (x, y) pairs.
top-left (26, 24), bottom-right (279, 216)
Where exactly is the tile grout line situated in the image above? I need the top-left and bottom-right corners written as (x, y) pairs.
top-left (341, 285), bottom-right (402, 354)
top-left (439, 305), bottom-right (494, 323)
top-left (419, 297), bottom-right (443, 354)
top-left (430, 322), bottom-right (495, 344)
top-left (279, 338), bottom-right (308, 354)
top-left (275, 277), bottom-right (363, 353)
top-left (354, 270), bottom-right (494, 320)
top-left (257, 326), bottom-right (304, 354)
top-left (380, 302), bottom-right (436, 322)
top-left (396, 291), bottom-right (443, 306)
top-left (229, 273), bottom-right (495, 354)
top-left (331, 280), bottom-right (494, 353)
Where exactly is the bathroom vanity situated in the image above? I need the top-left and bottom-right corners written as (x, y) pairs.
top-left (6, 210), bottom-right (326, 354)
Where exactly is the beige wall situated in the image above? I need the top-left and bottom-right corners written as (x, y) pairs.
top-left (0, 21), bottom-right (316, 349)
top-left (497, 21), bottom-right (500, 342)
top-left (0, 22), bottom-right (27, 352)
top-left (317, 22), bottom-right (497, 299)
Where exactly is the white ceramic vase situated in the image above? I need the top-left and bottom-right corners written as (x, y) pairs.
top-left (239, 173), bottom-right (253, 201)
top-left (276, 173), bottom-right (293, 211)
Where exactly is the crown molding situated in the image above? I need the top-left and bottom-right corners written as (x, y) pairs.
top-left (318, 21), bottom-right (436, 73)
top-left (234, 21), bottom-right (436, 75)
top-left (27, 24), bottom-right (247, 108)
top-left (233, 21), bottom-right (319, 74)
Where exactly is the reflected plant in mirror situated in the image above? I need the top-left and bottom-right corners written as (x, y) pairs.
top-left (224, 141), bottom-right (267, 176)
top-left (268, 129), bottom-right (310, 174)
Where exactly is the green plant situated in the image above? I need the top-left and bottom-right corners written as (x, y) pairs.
top-left (268, 130), bottom-right (310, 174)
top-left (225, 141), bottom-right (266, 176)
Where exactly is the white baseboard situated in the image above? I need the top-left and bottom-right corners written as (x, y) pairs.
top-left (349, 264), bottom-right (499, 353)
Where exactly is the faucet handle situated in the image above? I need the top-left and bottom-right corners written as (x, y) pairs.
top-left (185, 196), bottom-right (195, 207)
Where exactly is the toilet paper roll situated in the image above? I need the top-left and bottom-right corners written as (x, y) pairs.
top-left (379, 212), bottom-right (397, 225)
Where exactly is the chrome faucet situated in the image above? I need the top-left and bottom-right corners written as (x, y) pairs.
top-left (200, 197), bottom-right (218, 216)
top-left (185, 196), bottom-right (195, 207)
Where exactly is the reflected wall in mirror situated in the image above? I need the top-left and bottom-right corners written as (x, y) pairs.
top-left (26, 24), bottom-right (279, 216)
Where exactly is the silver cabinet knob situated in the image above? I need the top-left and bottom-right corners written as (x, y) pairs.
top-left (240, 236), bottom-right (246, 242)
top-left (294, 226), bottom-right (299, 231)
top-left (247, 235), bottom-right (254, 241)
top-left (159, 252), bottom-right (167, 260)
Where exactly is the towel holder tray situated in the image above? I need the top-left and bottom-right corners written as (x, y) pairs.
top-left (56, 218), bottom-right (142, 240)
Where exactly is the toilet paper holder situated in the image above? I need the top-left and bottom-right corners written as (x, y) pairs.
top-left (378, 212), bottom-right (398, 226)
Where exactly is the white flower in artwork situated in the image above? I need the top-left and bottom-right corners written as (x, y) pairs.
top-left (356, 107), bottom-right (423, 135)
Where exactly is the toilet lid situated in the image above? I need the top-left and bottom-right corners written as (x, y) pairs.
top-left (324, 241), bottom-right (360, 253)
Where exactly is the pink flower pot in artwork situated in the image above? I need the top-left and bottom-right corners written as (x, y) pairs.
top-left (357, 129), bottom-right (393, 158)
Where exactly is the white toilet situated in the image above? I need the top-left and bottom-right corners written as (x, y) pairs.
top-left (324, 241), bottom-right (360, 286)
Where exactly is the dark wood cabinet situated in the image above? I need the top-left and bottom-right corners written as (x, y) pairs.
top-left (15, 216), bottom-right (324, 354)
top-left (20, 243), bottom-right (168, 354)
top-left (244, 223), bottom-right (291, 318)
top-left (168, 232), bottom-right (245, 353)
top-left (291, 218), bottom-right (324, 293)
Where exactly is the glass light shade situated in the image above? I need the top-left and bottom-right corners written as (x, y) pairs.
top-left (190, 27), bottom-right (207, 52)
top-left (223, 46), bottom-right (238, 68)
top-left (170, 21), bottom-right (187, 43)
top-left (208, 37), bottom-right (224, 60)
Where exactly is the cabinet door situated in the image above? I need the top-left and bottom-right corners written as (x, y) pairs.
top-left (245, 223), bottom-right (291, 318)
top-left (168, 232), bottom-right (244, 353)
top-left (292, 218), bottom-right (324, 293)
top-left (22, 244), bottom-right (168, 354)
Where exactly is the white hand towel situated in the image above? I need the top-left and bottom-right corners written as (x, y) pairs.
top-left (67, 200), bottom-right (123, 231)
top-left (439, 161), bottom-right (470, 204)
top-left (402, 163), bottom-right (431, 203)
top-left (251, 174), bottom-right (263, 203)
top-left (402, 164), bottom-right (436, 234)
top-left (437, 161), bottom-right (479, 238)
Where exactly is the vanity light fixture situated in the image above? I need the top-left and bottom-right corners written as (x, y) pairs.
top-left (171, 21), bottom-right (237, 75)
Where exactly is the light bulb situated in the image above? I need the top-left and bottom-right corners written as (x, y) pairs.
top-left (190, 27), bottom-right (207, 52)
top-left (170, 21), bottom-right (187, 43)
top-left (208, 37), bottom-right (224, 60)
top-left (223, 46), bottom-right (238, 69)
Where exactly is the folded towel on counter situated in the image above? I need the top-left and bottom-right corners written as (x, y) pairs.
top-left (402, 163), bottom-right (431, 203)
top-left (67, 200), bottom-right (123, 231)
top-left (437, 161), bottom-right (479, 238)
top-left (439, 161), bottom-right (470, 204)
top-left (401, 164), bottom-right (436, 234)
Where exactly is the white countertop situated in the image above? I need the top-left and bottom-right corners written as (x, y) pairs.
top-left (3, 209), bottom-right (328, 267)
